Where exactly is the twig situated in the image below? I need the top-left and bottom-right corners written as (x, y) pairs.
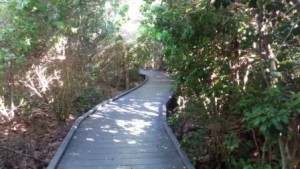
top-left (251, 129), bottom-right (261, 159)
top-left (269, 4), bottom-right (297, 23)
top-left (284, 18), bottom-right (300, 43)
top-left (0, 146), bottom-right (48, 164)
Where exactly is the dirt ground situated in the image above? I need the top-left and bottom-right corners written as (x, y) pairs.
top-left (0, 108), bottom-right (76, 169)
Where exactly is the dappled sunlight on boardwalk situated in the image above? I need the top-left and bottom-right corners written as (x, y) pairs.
top-left (56, 70), bottom-right (188, 169)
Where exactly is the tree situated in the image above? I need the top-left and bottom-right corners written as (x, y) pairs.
top-left (139, 0), bottom-right (300, 168)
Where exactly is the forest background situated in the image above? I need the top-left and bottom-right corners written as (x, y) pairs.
top-left (0, 0), bottom-right (300, 169)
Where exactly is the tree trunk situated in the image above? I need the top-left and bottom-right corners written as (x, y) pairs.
top-left (8, 61), bottom-right (15, 120)
top-left (124, 45), bottom-right (130, 90)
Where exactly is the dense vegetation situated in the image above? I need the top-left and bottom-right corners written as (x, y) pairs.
top-left (1, 0), bottom-right (299, 168)
top-left (0, 0), bottom-right (140, 168)
top-left (139, 0), bottom-right (300, 168)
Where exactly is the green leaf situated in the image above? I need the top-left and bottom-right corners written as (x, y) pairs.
top-left (243, 164), bottom-right (254, 169)
top-left (282, 115), bottom-right (289, 124)
top-left (252, 117), bottom-right (261, 127)
top-left (260, 124), bottom-right (267, 133)
top-left (115, 35), bottom-right (124, 41)
top-left (156, 32), bottom-right (162, 41)
top-left (271, 118), bottom-right (283, 131)
top-left (119, 4), bottom-right (129, 17)
top-left (54, 21), bottom-right (65, 31)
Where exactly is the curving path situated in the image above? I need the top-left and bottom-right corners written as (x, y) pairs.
top-left (49, 70), bottom-right (194, 169)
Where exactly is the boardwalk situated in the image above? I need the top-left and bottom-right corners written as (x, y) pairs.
top-left (49, 70), bottom-right (193, 169)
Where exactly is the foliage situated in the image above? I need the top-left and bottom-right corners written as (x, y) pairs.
top-left (0, 0), bottom-right (144, 167)
top-left (0, 0), bottom-right (141, 121)
top-left (242, 88), bottom-right (297, 138)
top-left (139, 0), bottom-right (300, 168)
top-left (73, 88), bottom-right (104, 114)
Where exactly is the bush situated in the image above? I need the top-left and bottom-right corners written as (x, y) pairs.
top-left (73, 88), bottom-right (104, 114)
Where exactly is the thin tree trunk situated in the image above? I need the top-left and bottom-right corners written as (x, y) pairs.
top-left (124, 46), bottom-right (130, 90)
top-left (279, 136), bottom-right (287, 169)
top-left (8, 61), bottom-right (15, 119)
top-left (257, 0), bottom-right (270, 87)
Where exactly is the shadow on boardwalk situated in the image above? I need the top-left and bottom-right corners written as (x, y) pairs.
top-left (49, 70), bottom-right (194, 169)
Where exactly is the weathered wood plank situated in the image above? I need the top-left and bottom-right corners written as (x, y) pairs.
top-left (55, 70), bottom-right (193, 169)
top-left (68, 140), bottom-right (172, 148)
top-left (58, 163), bottom-right (185, 169)
top-left (63, 146), bottom-right (177, 155)
top-left (62, 151), bottom-right (179, 160)
top-left (59, 155), bottom-right (183, 167)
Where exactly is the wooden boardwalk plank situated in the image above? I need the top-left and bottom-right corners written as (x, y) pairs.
top-left (63, 151), bottom-right (179, 160)
top-left (52, 70), bottom-right (193, 169)
top-left (58, 163), bottom-right (184, 169)
top-left (59, 157), bottom-right (184, 167)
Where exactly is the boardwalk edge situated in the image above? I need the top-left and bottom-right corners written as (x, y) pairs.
top-left (162, 122), bottom-right (195, 169)
top-left (162, 96), bottom-right (195, 169)
top-left (47, 70), bottom-right (148, 169)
